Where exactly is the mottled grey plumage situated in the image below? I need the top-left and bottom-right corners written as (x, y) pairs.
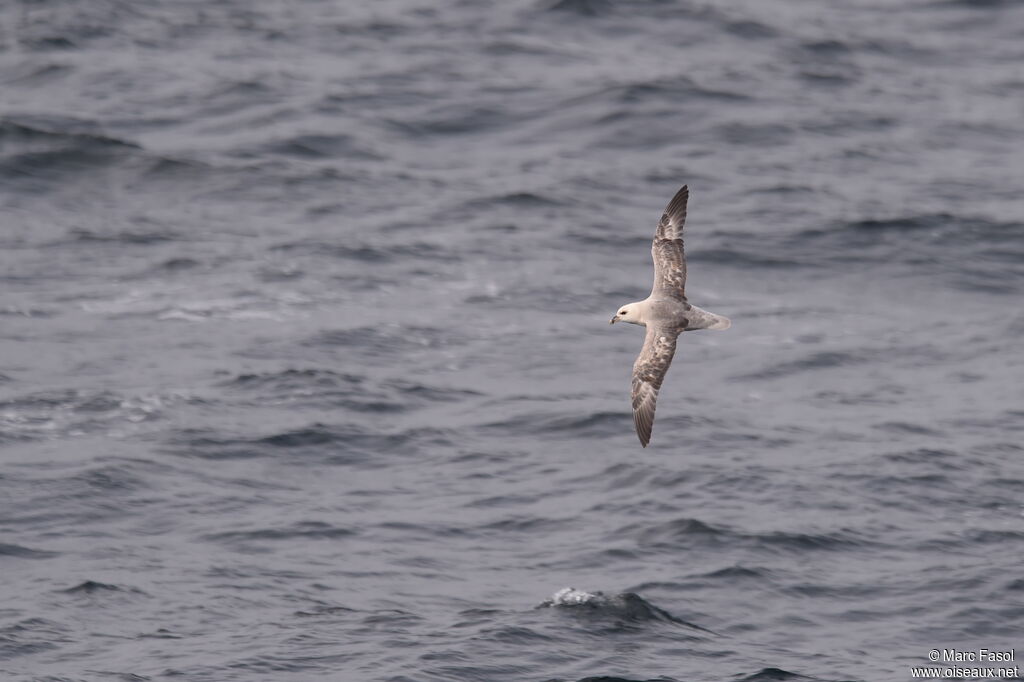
top-left (610, 185), bottom-right (730, 447)
top-left (631, 325), bottom-right (679, 448)
top-left (652, 185), bottom-right (689, 299)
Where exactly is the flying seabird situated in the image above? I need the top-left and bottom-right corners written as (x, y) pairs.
top-left (609, 185), bottom-right (730, 447)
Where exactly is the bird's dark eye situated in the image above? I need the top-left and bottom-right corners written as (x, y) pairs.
top-left (620, 311), bottom-right (627, 315)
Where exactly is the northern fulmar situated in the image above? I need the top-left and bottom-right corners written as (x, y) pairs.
top-left (609, 185), bottom-right (730, 448)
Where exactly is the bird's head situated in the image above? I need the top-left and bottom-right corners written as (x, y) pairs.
top-left (610, 303), bottom-right (644, 326)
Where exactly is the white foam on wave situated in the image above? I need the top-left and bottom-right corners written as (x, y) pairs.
top-left (547, 587), bottom-right (600, 606)
top-left (82, 287), bottom-right (315, 322)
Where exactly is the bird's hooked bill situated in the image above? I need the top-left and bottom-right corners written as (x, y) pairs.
top-left (609, 316), bottom-right (617, 324)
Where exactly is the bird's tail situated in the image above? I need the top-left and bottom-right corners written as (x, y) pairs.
top-left (706, 313), bottom-right (731, 330)
top-left (687, 306), bottom-right (731, 331)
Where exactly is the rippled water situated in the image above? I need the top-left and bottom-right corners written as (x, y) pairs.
top-left (2, 1), bottom-right (1023, 681)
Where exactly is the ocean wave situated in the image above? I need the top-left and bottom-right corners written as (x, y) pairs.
top-left (0, 388), bottom-right (192, 442)
top-left (628, 517), bottom-right (877, 555)
top-left (0, 617), bottom-right (68, 659)
top-left (61, 580), bottom-right (144, 596)
top-left (539, 587), bottom-right (711, 633)
top-left (258, 133), bottom-right (384, 161)
top-left (479, 410), bottom-right (625, 439)
top-left (202, 521), bottom-right (357, 547)
top-left (166, 423), bottom-right (455, 463)
top-left (0, 543), bottom-right (60, 560)
top-left (0, 118), bottom-right (139, 191)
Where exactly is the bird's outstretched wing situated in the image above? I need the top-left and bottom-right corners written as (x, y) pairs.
top-left (651, 185), bottom-right (688, 301)
top-left (631, 323), bottom-right (680, 447)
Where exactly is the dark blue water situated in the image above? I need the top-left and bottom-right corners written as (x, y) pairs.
top-left (2, 1), bottom-right (1023, 680)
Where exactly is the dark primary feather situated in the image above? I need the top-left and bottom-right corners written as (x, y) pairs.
top-left (651, 185), bottom-right (688, 301)
top-left (655, 185), bottom-right (688, 241)
top-left (631, 324), bottom-right (680, 448)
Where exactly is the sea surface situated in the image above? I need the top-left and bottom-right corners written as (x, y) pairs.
top-left (1, 1), bottom-right (1023, 681)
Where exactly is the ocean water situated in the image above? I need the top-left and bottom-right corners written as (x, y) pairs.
top-left (1, 1), bottom-right (1023, 680)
